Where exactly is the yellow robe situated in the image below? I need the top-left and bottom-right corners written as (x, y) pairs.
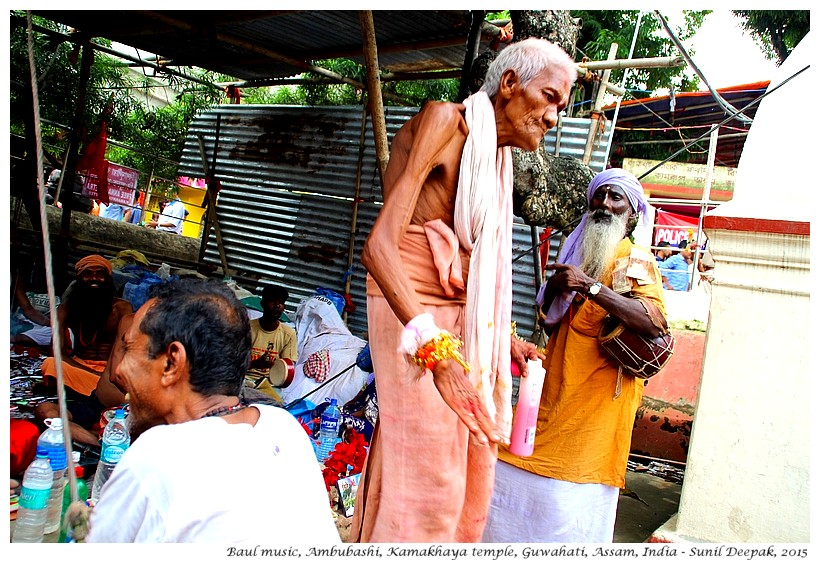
top-left (499, 238), bottom-right (666, 488)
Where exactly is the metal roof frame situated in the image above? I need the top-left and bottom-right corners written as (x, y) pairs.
top-left (28, 10), bottom-right (503, 84)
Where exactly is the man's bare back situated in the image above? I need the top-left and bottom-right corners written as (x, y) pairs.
top-left (382, 101), bottom-right (469, 229)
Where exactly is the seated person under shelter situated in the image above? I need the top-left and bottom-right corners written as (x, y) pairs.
top-left (87, 278), bottom-right (339, 543)
top-left (244, 285), bottom-right (297, 403)
top-left (34, 255), bottom-right (133, 445)
top-left (10, 268), bottom-right (54, 349)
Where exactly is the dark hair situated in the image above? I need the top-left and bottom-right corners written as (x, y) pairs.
top-left (261, 284), bottom-right (288, 304)
top-left (141, 278), bottom-right (251, 396)
top-left (657, 241), bottom-right (671, 248)
top-left (677, 239), bottom-right (689, 249)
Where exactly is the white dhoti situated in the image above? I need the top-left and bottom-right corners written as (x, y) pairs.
top-left (482, 460), bottom-right (619, 543)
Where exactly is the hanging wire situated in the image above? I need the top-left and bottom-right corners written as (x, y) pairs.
top-left (635, 64), bottom-right (808, 179)
top-left (654, 10), bottom-right (753, 125)
top-left (603, 10), bottom-right (644, 161)
top-left (25, 10), bottom-right (79, 504)
top-left (512, 63), bottom-right (809, 265)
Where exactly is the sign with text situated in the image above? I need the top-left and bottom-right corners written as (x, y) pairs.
top-left (623, 158), bottom-right (735, 201)
top-left (654, 210), bottom-right (698, 246)
top-left (81, 162), bottom-right (140, 205)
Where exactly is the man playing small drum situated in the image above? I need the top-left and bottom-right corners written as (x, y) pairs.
top-left (244, 284), bottom-right (297, 402)
top-left (483, 168), bottom-right (669, 543)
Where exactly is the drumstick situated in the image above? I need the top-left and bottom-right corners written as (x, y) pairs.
top-left (284, 361), bottom-right (357, 410)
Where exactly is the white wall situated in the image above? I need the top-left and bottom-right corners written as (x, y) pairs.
top-left (656, 32), bottom-right (813, 543)
top-left (675, 229), bottom-right (810, 542)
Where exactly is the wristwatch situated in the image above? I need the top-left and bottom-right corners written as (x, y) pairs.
top-left (587, 281), bottom-right (603, 299)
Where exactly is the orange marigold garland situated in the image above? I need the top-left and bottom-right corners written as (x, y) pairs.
top-left (411, 332), bottom-right (471, 372)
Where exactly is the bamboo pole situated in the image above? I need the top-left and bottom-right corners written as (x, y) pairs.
top-left (197, 124), bottom-right (230, 278)
top-left (359, 10), bottom-right (389, 182)
top-left (343, 103), bottom-right (370, 326)
top-left (583, 43), bottom-right (618, 165)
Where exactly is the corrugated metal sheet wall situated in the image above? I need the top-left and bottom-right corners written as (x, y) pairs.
top-left (178, 105), bottom-right (610, 340)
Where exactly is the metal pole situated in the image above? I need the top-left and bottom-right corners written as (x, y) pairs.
top-left (691, 128), bottom-right (719, 289)
top-left (604, 10), bottom-right (644, 164)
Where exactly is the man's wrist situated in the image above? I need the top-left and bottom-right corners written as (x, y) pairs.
top-left (586, 280), bottom-right (603, 299)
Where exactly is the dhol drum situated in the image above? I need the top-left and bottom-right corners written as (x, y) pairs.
top-left (598, 317), bottom-right (675, 379)
top-left (268, 357), bottom-right (295, 388)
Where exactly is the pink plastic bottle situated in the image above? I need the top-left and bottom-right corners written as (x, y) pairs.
top-left (508, 359), bottom-right (546, 457)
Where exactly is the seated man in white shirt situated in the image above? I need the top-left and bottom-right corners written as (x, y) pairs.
top-left (86, 278), bottom-right (339, 544)
top-left (147, 197), bottom-right (185, 234)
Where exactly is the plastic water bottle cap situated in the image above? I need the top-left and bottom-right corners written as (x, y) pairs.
top-left (330, 398), bottom-right (337, 406)
top-left (49, 418), bottom-right (64, 430)
top-left (114, 408), bottom-right (125, 418)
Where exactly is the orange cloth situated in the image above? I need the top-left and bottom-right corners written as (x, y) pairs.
top-left (365, 224), bottom-right (469, 307)
top-left (355, 226), bottom-right (496, 542)
top-left (75, 254), bottom-right (112, 275)
top-left (41, 357), bottom-right (107, 397)
top-left (498, 239), bottom-right (666, 489)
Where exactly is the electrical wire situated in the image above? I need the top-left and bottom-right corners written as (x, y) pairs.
top-left (512, 63), bottom-right (809, 263)
top-left (654, 10), bottom-right (753, 125)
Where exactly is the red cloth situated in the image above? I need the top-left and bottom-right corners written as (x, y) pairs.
top-left (77, 124), bottom-right (109, 204)
top-left (10, 419), bottom-right (41, 476)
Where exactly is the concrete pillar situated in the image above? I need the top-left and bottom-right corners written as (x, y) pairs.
top-left (651, 33), bottom-right (812, 543)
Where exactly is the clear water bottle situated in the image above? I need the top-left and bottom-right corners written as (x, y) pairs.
top-left (91, 408), bottom-right (130, 505)
top-left (315, 398), bottom-right (341, 463)
top-left (58, 465), bottom-right (89, 543)
top-left (12, 447), bottom-right (54, 543)
top-left (38, 418), bottom-right (68, 534)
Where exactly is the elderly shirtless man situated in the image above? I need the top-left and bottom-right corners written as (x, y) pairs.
top-left (351, 38), bottom-right (577, 542)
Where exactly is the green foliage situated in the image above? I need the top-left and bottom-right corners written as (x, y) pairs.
top-left (731, 10), bottom-right (809, 63)
top-left (10, 14), bottom-right (140, 159)
top-left (301, 59), bottom-right (366, 106)
top-left (669, 319), bottom-right (706, 332)
top-left (10, 12), bottom-right (223, 195)
top-left (296, 58), bottom-right (460, 107)
top-left (384, 78), bottom-right (460, 107)
top-left (571, 10), bottom-right (710, 95)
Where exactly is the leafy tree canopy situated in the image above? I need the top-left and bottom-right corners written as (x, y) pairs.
top-left (10, 12), bottom-right (225, 197)
top-left (572, 10), bottom-right (708, 97)
top-left (731, 10), bottom-right (809, 64)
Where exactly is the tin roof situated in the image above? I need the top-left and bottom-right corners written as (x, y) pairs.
top-left (31, 10), bottom-right (498, 82)
top-left (603, 81), bottom-right (770, 169)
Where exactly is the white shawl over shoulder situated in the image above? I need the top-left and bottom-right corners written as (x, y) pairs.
top-left (453, 91), bottom-right (514, 442)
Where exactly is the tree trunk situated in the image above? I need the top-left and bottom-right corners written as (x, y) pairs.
top-left (465, 11), bottom-right (591, 229)
top-left (510, 10), bottom-right (580, 57)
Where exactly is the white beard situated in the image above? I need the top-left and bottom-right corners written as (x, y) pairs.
top-left (580, 209), bottom-right (629, 281)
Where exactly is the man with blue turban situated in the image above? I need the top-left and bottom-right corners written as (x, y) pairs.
top-left (483, 168), bottom-right (669, 543)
